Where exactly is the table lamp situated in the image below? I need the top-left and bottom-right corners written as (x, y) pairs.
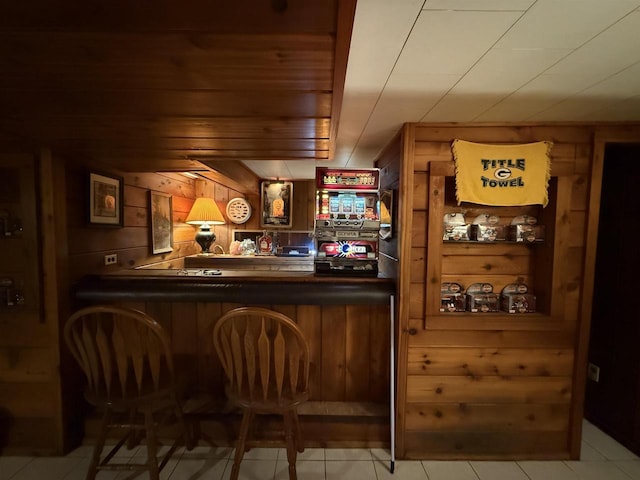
top-left (186, 197), bottom-right (225, 254)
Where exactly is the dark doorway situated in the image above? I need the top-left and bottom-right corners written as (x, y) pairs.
top-left (584, 143), bottom-right (640, 454)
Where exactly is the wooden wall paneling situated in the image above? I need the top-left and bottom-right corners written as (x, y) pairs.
top-left (0, 321), bottom-right (49, 347)
top-left (408, 283), bottom-right (425, 320)
top-left (0, 382), bottom-right (58, 417)
top-left (409, 248), bottom-right (426, 284)
top-left (405, 375), bottom-right (572, 404)
top-left (409, 329), bottom-right (574, 349)
top-left (412, 172), bottom-right (429, 211)
top-left (376, 132), bottom-right (402, 277)
top-left (211, 182), bottom-right (230, 252)
top-left (395, 123), bottom-right (417, 457)
top-left (64, 166), bottom-right (245, 282)
top-left (0, 154), bottom-right (65, 453)
top-left (169, 302), bottom-right (199, 392)
top-left (424, 315), bottom-right (558, 332)
top-left (38, 149), bottom-right (72, 452)
top-left (404, 403), bottom-right (571, 432)
top-left (413, 124), bottom-right (593, 144)
top-left (126, 172), bottom-right (196, 199)
top-left (425, 172), bottom-right (445, 319)
top-left (440, 275), bottom-right (534, 292)
top-left (413, 141), bottom-right (454, 167)
top-left (321, 305), bottom-right (346, 401)
top-left (569, 211), bottom-right (586, 248)
top-left (243, 192), bottom-right (261, 230)
top-left (295, 305), bottom-right (323, 401)
top-left (441, 242), bottom-right (536, 258)
top-left (375, 123), bottom-right (626, 459)
top-left (369, 304), bottom-right (391, 402)
top-left (562, 247), bottom-right (584, 330)
top-left (0, 347), bottom-right (53, 383)
top-left (411, 211), bottom-right (427, 247)
top-left (442, 251), bottom-right (533, 276)
top-left (402, 430), bottom-right (569, 459)
top-left (345, 304), bottom-right (371, 401)
top-left (406, 347), bottom-right (574, 377)
top-left (172, 195), bottom-right (193, 224)
top-left (570, 173), bottom-right (589, 212)
top-left (196, 302), bottom-right (224, 395)
top-left (546, 175), bottom-right (574, 322)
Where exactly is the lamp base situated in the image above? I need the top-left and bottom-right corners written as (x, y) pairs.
top-left (195, 225), bottom-right (216, 254)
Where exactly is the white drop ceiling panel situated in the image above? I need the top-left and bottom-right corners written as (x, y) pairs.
top-left (543, 10), bottom-right (640, 79)
top-left (423, 94), bottom-right (500, 123)
top-left (530, 61), bottom-right (640, 121)
top-left (366, 73), bottom-right (460, 132)
top-left (449, 48), bottom-right (571, 95)
top-left (242, 160), bottom-right (292, 181)
top-left (343, 0), bottom-right (423, 90)
top-left (495, 0), bottom-right (640, 49)
top-left (476, 90), bottom-right (568, 122)
top-left (423, 0), bottom-right (534, 11)
top-left (283, 161), bottom-right (317, 180)
top-left (476, 70), bottom-right (598, 121)
top-left (392, 10), bottom-right (523, 76)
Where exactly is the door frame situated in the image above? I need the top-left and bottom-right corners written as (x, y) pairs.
top-left (570, 129), bottom-right (640, 457)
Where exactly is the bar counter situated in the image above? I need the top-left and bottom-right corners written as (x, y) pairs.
top-left (73, 267), bottom-right (395, 448)
top-left (75, 268), bottom-right (395, 305)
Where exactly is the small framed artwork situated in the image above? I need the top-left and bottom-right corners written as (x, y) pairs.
top-left (89, 171), bottom-right (123, 226)
top-left (261, 180), bottom-right (293, 228)
top-left (149, 191), bottom-right (173, 254)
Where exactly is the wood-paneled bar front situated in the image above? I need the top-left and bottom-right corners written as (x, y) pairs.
top-left (73, 270), bottom-right (395, 447)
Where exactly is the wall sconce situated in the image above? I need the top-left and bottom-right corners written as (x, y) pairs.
top-left (186, 197), bottom-right (225, 255)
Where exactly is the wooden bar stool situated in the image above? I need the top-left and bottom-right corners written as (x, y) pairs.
top-left (64, 305), bottom-right (192, 480)
top-left (212, 307), bottom-right (310, 480)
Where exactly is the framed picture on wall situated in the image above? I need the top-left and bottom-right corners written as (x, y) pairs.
top-left (149, 191), bottom-right (173, 254)
top-left (260, 180), bottom-right (293, 228)
top-left (88, 171), bottom-right (123, 226)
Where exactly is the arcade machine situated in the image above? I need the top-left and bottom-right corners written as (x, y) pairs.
top-left (314, 167), bottom-right (380, 276)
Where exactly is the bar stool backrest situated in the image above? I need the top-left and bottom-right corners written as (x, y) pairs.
top-left (213, 307), bottom-right (310, 409)
top-left (64, 305), bottom-right (175, 402)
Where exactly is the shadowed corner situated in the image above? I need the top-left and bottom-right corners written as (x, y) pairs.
top-left (0, 407), bottom-right (15, 455)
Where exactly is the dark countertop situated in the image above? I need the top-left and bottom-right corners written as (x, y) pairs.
top-left (75, 269), bottom-right (396, 305)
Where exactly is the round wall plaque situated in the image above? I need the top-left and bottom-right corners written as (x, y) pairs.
top-left (226, 197), bottom-right (252, 224)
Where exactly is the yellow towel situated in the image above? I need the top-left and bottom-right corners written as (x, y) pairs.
top-left (451, 139), bottom-right (553, 207)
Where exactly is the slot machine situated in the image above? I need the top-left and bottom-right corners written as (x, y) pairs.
top-left (314, 167), bottom-right (380, 276)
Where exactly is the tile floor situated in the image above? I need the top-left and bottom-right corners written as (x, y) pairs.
top-left (2, 419), bottom-right (640, 479)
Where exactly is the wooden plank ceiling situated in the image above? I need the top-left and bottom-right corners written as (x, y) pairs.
top-left (0, 0), bottom-right (355, 180)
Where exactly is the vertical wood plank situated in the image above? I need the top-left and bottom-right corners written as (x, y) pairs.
top-left (295, 305), bottom-right (322, 401)
top-left (321, 305), bottom-right (346, 401)
top-left (369, 304), bottom-right (391, 403)
top-left (345, 304), bottom-right (370, 401)
top-left (425, 173), bottom-right (445, 319)
top-left (196, 302), bottom-right (223, 393)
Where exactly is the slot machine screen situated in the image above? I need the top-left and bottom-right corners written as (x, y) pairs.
top-left (317, 191), bottom-right (379, 222)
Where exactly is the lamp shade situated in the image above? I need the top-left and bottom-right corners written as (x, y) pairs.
top-left (186, 198), bottom-right (225, 225)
